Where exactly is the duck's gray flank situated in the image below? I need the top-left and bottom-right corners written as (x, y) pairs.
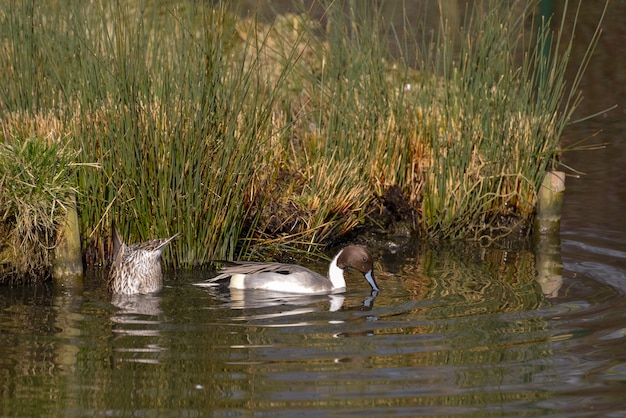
top-left (196, 245), bottom-right (379, 294)
top-left (108, 225), bottom-right (179, 295)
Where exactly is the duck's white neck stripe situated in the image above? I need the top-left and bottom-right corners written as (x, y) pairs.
top-left (328, 251), bottom-right (346, 290)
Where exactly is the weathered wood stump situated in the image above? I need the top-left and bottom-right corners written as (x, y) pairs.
top-left (534, 171), bottom-right (565, 297)
top-left (52, 194), bottom-right (83, 292)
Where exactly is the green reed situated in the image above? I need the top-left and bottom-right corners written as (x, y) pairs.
top-left (1, 1), bottom-right (293, 268)
top-left (0, 0), bottom-right (606, 276)
top-left (67, 2), bottom-right (290, 267)
top-left (0, 133), bottom-right (79, 280)
top-left (247, 0), bottom-right (606, 245)
top-left (245, 3), bottom-right (424, 251)
top-left (415, 0), bottom-right (606, 239)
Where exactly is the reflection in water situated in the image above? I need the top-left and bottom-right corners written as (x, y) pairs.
top-left (0, 239), bottom-right (625, 416)
top-left (418, 243), bottom-right (547, 316)
top-left (111, 293), bottom-right (163, 320)
top-left (535, 233), bottom-right (564, 298)
top-left (201, 287), bottom-right (378, 315)
top-left (0, 284), bottom-right (85, 415)
top-left (110, 294), bottom-right (165, 364)
top-left (185, 244), bottom-right (554, 415)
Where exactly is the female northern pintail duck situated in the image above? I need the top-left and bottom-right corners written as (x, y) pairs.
top-left (195, 245), bottom-right (379, 294)
top-left (108, 225), bottom-right (179, 295)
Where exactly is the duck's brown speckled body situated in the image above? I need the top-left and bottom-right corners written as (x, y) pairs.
top-left (108, 226), bottom-right (179, 295)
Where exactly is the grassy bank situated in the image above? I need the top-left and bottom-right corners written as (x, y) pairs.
top-left (0, 0), bottom-right (604, 279)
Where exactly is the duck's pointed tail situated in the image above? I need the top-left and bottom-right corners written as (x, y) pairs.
top-left (153, 232), bottom-right (181, 252)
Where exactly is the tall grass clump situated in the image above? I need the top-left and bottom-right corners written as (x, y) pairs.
top-left (1, 1), bottom-right (298, 267)
top-left (243, 4), bottom-right (424, 253)
top-left (0, 124), bottom-right (78, 281)
top-left (414, 0), bottom-right (605, 240)
top-left (245, 0), bottom-right (606, 248)
top-left (81, 3), bottom-right (304, 266)
top-left (69, 1), bottom-right (297, 267)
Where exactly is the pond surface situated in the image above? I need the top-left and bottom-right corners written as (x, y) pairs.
top-left (2, 131), bottom-right (626, 417)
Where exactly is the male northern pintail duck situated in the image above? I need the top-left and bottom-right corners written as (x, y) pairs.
top-left (195, 245), bottom-right (379, 294)
top-left (108, 225), bottom-right (179, 295)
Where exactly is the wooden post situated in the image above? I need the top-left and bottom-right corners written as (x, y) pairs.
top-left (534, 171), bottom-right (565, 234)
top-left (52, 193), bottom-right (83, 291)
top-left (534, 171), bottom-right (564, 297)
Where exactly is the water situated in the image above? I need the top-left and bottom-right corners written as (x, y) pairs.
top-left (1, 221), bottom-right (625, 417)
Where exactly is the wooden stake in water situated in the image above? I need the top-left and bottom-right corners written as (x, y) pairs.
top-left (53, 193), bottom-right (84, 291)
top-left (535, 171), bottom-right (565, 235)
top-left (534, 171), bottom-right (565, 297)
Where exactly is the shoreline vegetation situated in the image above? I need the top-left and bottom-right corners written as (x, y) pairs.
top-left (0, 1), bottom-right (605, 282)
